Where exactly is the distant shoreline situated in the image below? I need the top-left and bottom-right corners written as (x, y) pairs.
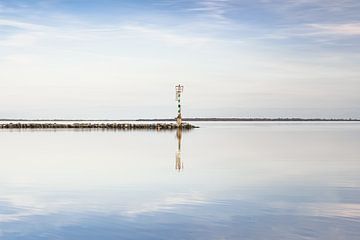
top-left (142, 118), bottom-right (360, 122)
top-left (0, 118), bottom-right (359, 122)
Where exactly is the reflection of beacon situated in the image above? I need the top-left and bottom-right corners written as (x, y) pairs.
top-left (175, 128), bottom-right (183, 171)
top-left (175, 84), bottom-right (184, 127)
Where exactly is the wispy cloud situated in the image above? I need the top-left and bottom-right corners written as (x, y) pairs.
top-left (121, 24), bottom-right (215, 46)
top-left (0, 19), bottom-right (49, 31)
top-left (0, 2), bottom-right (18, 14)
top-left (0, 19), bottom-right (51, 47)
top-left (267, 0), bottom-right (360, 17)
top-left (251, 22), bottom-right (360, 42)
top-left (0, 0), bottom-right (359, 118)
top-left (0, 16), bottom-right (219, 48)
top-left (187, 0), bottom-right (232, 20)
top-left (308, 23), bottom-right (360, 36)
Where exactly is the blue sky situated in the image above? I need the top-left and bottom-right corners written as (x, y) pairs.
top-left (0, 0), bottom-right (359, 118)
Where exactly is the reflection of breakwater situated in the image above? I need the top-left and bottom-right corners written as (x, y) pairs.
top-left (0, 122), bottom-right (197, 130)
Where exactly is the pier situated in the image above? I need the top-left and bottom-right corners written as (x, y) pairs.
top-left (0, 122), bottom-right (197, 130)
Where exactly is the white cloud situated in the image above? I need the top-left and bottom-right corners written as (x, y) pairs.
top-left (0, 1), bottom-right (359, 118)
top-left (188, 0), bottom-right (231, 20)
top-left (0, 19), bottom-right (49, 31)
top-left (121, 24), bottom-right (214, 46)
top-left (0, 19), bottom-right (52, 47)
top-left (308, 23), bottom-right (360, 36)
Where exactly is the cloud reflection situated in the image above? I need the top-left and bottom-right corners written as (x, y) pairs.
top-left (0, 122), bottom-right (359, 239)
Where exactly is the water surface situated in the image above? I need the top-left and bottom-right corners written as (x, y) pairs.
top-left (0, 122), bottom-right (359, 239)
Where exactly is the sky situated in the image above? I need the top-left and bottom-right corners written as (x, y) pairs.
top-left (0, 0), bottom-right (359, 119)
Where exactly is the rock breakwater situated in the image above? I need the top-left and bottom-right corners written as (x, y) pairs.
top-left (0, 122), bottom-right (197, 130)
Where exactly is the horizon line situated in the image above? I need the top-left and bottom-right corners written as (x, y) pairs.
top-left (0, 117), bottom-right (359, 122)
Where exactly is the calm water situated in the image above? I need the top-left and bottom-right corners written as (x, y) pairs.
top-left (0, 122), bottom-right (359, 239)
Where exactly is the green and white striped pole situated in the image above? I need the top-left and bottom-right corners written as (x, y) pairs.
top-left (175, 85), bottom-right (184, 127)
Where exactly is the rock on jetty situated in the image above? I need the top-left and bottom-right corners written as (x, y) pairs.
top-left (0, 122), bottom-right (197, 130)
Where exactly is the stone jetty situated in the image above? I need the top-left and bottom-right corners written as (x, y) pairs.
top-left (0, 122), bottom-right (197, 130)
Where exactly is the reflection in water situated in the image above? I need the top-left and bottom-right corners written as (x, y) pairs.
top-left (175, 128), bottom-right (184, 171)
top-left (0, 122), bottom-right (360, 239)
